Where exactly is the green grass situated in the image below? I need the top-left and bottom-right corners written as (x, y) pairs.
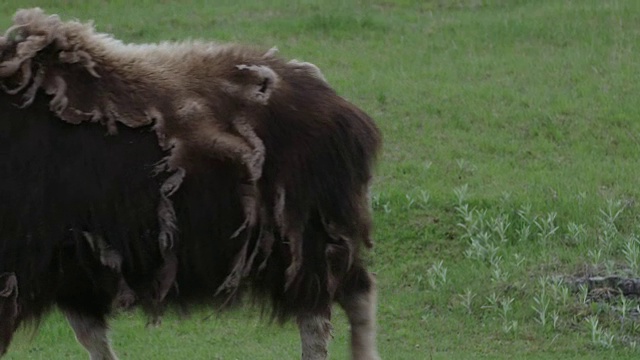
top-left (3, 0), bottom-right (640, 358)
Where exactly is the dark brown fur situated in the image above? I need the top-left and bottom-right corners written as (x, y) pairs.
top-left (0, 8), bottom-right (381, 360)
top-left (0, 273), bottom-right (18, 356)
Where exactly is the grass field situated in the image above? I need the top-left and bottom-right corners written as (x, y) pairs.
top-left (3, 0), bottom-right (640, 359)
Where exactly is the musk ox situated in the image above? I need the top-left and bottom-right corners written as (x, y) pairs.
top-left (0, 8), bottom-right (382, 360)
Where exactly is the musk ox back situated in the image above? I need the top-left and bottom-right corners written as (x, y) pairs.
top-left (0, 8), bottom-right (382, 360)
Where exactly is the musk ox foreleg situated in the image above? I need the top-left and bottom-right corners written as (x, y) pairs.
top-left (297, 307), bottom-right (332, 360)
top-left (0, 273), bottom-right (19, 357)
top-left (81, 232), bottom-right (136, 309)
top-left (62, 310), bottom-right (118, 360)
top-left (337, 267), bottom-right (381, 360)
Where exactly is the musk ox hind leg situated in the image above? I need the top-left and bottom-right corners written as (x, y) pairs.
top-left (297, 306), bottom-right (333, 360)
top-left (337, 266), bottom-right (381, 360)
top-left (62, 310), bottom-right (119, 360)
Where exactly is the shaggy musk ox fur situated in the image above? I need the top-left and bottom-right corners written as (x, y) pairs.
top-left (0, 8), bottom-right (382, 360)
